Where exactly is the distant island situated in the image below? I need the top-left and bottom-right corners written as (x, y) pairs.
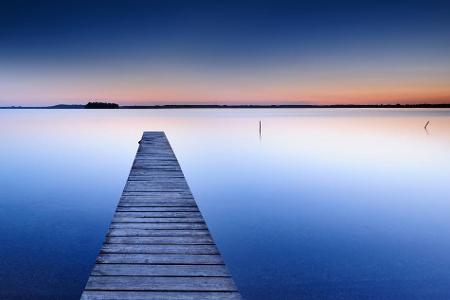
top-left (1, 102), bottom-right (449, 109)
top-left (85, 101), bottom-right (119, 109)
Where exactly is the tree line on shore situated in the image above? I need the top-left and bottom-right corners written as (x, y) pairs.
top-left (85, 102), bottom-right (119, 109)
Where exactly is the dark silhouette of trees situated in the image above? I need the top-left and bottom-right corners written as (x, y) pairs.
top-left (85, 102), bottom-right (119, 109)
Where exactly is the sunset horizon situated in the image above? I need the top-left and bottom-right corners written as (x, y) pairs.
top-left (2, 98), bottom-right (450, 107)
top-left (2, 1), bottom-right (449, 107)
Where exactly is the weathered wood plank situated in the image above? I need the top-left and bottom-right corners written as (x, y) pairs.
top-left (133, 158), bottom-right (179, 162)
top-left (127, 176), bottom-right (187, 181)
top-left (91, 264), bottom-right (229, 276)
top-left (116, 207), bottom-right (199, 212)
top-left (81, 132), bottom-right (241, 299)
top-left (132, 166), bottom-right (182, 172)
top-left (96, 254), bottom-right (224, 265)
top-left (114, 211), bottom-right (202, 217)
top-left (132, 164), bottom-right (182, 170)
top-left (107, 229), bottom-right (210, 237)
top-left (127, 178), bottom-right (188, 185)
top-left (121, 192), bottom-right (194, 199)
top-left (119, 198), bottom-right (195, 204)
top-left (122, 190), bottom-right (193, 196)
top-left (105, 236), bottom-right (214, 244)
top-left (109, 223), bottom-right (207, 230)
top-left (133, 159), bottom-right (179, 164)
top-left (119, 197), bottom-right (194, 203)
top-left (111, 217), bottom-right (204, 223)
top-left (125, 181), bottom-right (190, 192)
top-left (135, 150), bottom-right (176, 155)
top-left (85, 276), bottom-right (238, 291)
top-left (100, 244), bottom-right (219, 255)
top-left (118, 202), bottom-right (197, 207)
top-left (119, 199), bottom-right (195, 204)
top-left (130, 169), bottom-right (185, 176)
top-left (81, 291), bottom-right (242, 300)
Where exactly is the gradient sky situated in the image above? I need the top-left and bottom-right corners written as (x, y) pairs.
top-left (1, 0), bottom-right (450, 105)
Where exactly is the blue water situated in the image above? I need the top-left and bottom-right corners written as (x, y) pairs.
top-left (0, 109), bottom-right (449, 299)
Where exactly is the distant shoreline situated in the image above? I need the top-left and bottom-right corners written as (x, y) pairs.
top-left (1, 103), bottom-right (450, 109)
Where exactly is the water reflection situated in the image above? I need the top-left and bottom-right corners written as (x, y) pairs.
top-left (259, 120), bottom-right (262, 140)
top-left (0, 108), bottom-right (449, 299)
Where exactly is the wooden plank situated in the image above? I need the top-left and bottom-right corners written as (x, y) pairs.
top-left (118, 202), bottom-right (197, 207)
top-left (107, 229), bottom-right (211, 237)
top-left (120, 198), bottom-right (194, 202)
top-left (119, 198), bottom-right (196, 204)
top-left (127, 176), bottom-right (187, 181)
top-left (118, 201), bottom-right (196, 207)
top-left (132, 164), bottom-right (182, 170)
top-left (111, 217), bottom-right (204, 223)
top-left (91, 264), bottom-right (229, 276)
top-left (134, 157), bottom-right (179, 165)
top-left (125, 182), bottom-right (190, 192)
top-left (134, 152), bottom-right (176, 156)
top-left (109, 223), bottom-right (208, 230)
top-left (81, 291), bottom-right (242, 300)
top-left (81, 132), bottom-right (241, 299)
top-left (105, 236), bottom-right (213, 244)
top-left (132, 166), bottom-right (182, 172)
top-left (130, 169), bottom-right (185, 176)
top-left (133, 158), bottom-right (179, 163)
top-left (121, 191), bottom-right (193, 197)
top-left (121, 192), bottom-right (194, 199)
top-left (85, 276), bottom-right (238, 291)
top-left (114, 211), bottom-right (202, 217)
top-left (127, 178), bottom-right (188, 184)
top-left (128, 176), bottom-right (186, 180)
top-left (96, 254), bottom-right (224, 265)
top-left (100, 244), bottom-right (219, 255)
top-left (116, 207), bottom-right (199, 212)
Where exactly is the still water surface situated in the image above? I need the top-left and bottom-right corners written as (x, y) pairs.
top-left (0, 109), bottom-right (449, 299)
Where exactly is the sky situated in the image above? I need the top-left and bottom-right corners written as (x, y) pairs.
top-left (1, 0), bottom-right (450, 106)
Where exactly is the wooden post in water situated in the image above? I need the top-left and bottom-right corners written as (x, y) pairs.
top-left (81, 132), bottom-right (242, 300)
top-left (259, 120), bottom-right (262, 139)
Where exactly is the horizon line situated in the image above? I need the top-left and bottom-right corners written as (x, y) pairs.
top-left (2, 102), bottom-right (450, 109)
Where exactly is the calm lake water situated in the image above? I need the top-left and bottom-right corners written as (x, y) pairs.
top-left (0, 108), bottom-right (449, 299)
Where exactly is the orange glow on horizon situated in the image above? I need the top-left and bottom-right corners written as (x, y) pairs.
top-left (2, 60), bottom-right (450, 106)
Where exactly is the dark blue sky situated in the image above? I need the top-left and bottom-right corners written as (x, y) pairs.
top-left (1, 0), bottom-right (449, 105)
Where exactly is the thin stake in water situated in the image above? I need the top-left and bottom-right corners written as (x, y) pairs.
top-left (259, 120), bottom-right (262, 139)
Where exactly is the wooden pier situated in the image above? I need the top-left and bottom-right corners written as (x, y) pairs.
top-left (81, 132), bottom-right (241, 300)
